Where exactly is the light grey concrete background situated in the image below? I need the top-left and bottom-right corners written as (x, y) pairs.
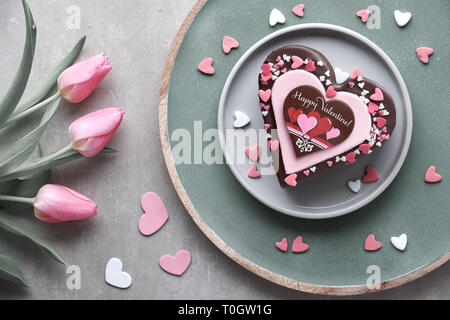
top-left (0, 0), bottom-right (448, 300)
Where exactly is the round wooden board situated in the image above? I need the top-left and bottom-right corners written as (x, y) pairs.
top-left (159, 0), bottom-right (450, 295)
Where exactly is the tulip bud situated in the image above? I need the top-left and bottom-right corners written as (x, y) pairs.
top-left (69, 108), bottom-right (124, 157)
top-left (33, 185), bottom-right (97, 223)
top-left (58, 53), bottom-right (112, 103)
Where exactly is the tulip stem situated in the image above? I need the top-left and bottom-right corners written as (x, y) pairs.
top-left (26, 144), bottom-right (74, 167)
top-left (0, 195), bottom-right (35, 205)
top-left (0, 92), bottom-right (61, 129)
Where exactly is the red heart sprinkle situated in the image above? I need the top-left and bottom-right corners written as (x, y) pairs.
top-left (359, 144), bottom-right (371, 154)
top-left (356, 9), bottom-right (370, 23)
top-left (363, 166), bottom-right (379, 183)
top-left (376, 117), bottom-right (387, 128)
top-left (365, 234), bottom-right (382, 252)
top-left (368, 102), bottom-right (379, 115)
top-left (370, 88), bottom-right (384, 102)
top-left (326, 86), bottom-right (337, 98)
top-left (292, 236), bottom-right (309, 253)
top-left (346, 152), bottom-right (356, 164)
top-left (304, 60), bottom-right (316, 72)
top-left (275, 238), bottom-right (288, 252)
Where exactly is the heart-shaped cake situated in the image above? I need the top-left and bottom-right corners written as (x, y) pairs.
top-left (258, 46), bottom-right (396, 187)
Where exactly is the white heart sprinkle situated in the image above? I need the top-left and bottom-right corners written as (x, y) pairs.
top-left (266, 134), bottom-right (272, 139)
top-left (310, 166), bottom-right (316, 173)
top-left (317, 60), bottom-right (324, 67)
top-left (376, 142), bottom-right (382, 147)
top-left (334, 68), bottom-right (349, 84)
top-left (335, 156), bottom-right (341, 163)
top-left (105, 258), bottom-right (132, 289)
top-left (319, 75), bottom-right (325, 82)
top-left (391, 234), bottom-right (408, 251)
top-left (379, 103), bottom-right (385, 109)
top-left (269, 8), bottom-right (286, 27)
top-left (394, 10), bottom-right (412, 27)
top-left (324, 70), bottom-right (331, 77)
top-left (361, 90), bottom-right (369, 96)
top-left (326, 79), bottom-right (332, 86)
top-left (271, 75), bottom-right (278, 81)
top-left (304, 58), bottom-right (309, 64)
top-left (341, 156), bottom-right (347, 162)
top-left (262, 111), bottom-right (269, 117)
top-left (358, 82), bottom-right (365, 89)
top-left (347, 179), bottom-right (361, 193)
top-left (233, 111), bottom-right (250, 128)
top-left (283, 54), bottom-right (291, 62)
top-left (354, 149), bottom-right (361, 155)
top-left (357, 76), bottom-right (364, 82)
top-left (368, 150), bottom-right (373, 154)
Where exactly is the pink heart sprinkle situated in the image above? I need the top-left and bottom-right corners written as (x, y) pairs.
top-left (275, 238), bottom-right (288, 252)
top-left (292, 4), bottom-right (305, 17)
top-left (359, 144), bottom-right (371, 154)
top-left (326, 86), bottom-right (337, 98)
top-left (268, 140), bottom-right (280, 151)
top-left (159, 250), bottom-right (191, 276)
top-left (304, 60), bottom-right (316, 72)
top-left (297, 114), bottom-right (318, 135)
top-left (264, 124), bottom-right (271, 130)
top-left (247, 165), bottom-right (261, 179)
top-left (376, 117), bottom-right (387, 129)
top-left (356, 9), bottom-right (370, 23)
top-left (326, 127), bottom-right (340, 140)
top-left (348, 82), bottom-right (355, 88)
top-left (291, 55), bottom-right (304, 69)
top-left (346, 152), bottom-right (356, 164)
top-left (222, 36), bottom-right (239, 54)
top-left (327, 161), bottom-right (333, 167)
top-left (138, 192), bottom-right (169, 236)
top-left (368, 102), bottom-right (379, 115)
top-left (261, 73), bottom-right (272, 82)
top-left (370, 88), bottom-right (384, 102)
top-left (197, 57), bottom-right (214, 75)
top-left (261, 64), bottom-right (271, 75)
top-left (258, 89), bottom-right (272, 102)
top-left (284, 174), bottom-right (298, 187)
top-left (363, 166), bottom-right (379, 183)
top-left (303, 170), bottom-right (310, 176)
top-left (292, 236), bottom-right (309, 253)
top-left (245, 145), bottom-right (261, 162)
top-left (416, 47), bottom-right (434, 64)
top-left (425, 166), bottom-right (442, 183)
top-left (350, 68), bottom-right (362, 79)
top-left (365, 234), bottom-right (382, 252)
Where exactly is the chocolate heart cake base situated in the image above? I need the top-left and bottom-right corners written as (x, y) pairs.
top-left (258, 46), bottom-right (396, 187)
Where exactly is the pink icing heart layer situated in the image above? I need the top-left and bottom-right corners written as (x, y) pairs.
top-left (271, 70), bottom-right (372, 174)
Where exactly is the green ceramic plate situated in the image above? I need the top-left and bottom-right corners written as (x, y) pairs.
top-left (160, 0), bottom-right (450, 294)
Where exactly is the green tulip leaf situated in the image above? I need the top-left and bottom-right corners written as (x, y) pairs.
top-left (0, 0), bottom-right (37, 126)
top-left (0, 210), bottom-right (66, 265)
top-left (0, 252), bottom-right (29, 287)
top-left (0, 97), bottom-right (61, 175)
top-left (0, 147), bottom-right (118, 184)
top-left (14, 36), bottom-right (86, 115)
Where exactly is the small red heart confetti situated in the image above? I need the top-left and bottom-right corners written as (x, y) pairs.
top-left (197, 57), bottom-right (215, 75)
top-left (292, 236), bottom-right (309, 253)
top-left (258, 89), bottom-right (272, 102)
top-left (356, 9), bottom-right (370, 23)
top-left (363, 166), bottom-right (379, 183)
top-left (370, 88), bottom-right (384, 102)
top-left (284, 174), bottom-right (298, 187)
top-left (304, 60), bottom-right (316, 72)
top-left (326, 86), bottom-right (337, 98)
top-left (222, 36), bottom-right (239, 54)
top-left (359, 144), bottom-right (371, 154)
top-left (261, 63), bottom-right (271, 75)
top-left (291, 55), bottom-right (304, 69)
top-left (248, 165), bottom-right (261, 179)
top-left (365, 234), bottom-right (382, 252)
top-left (425, 166), bottom-right (442, 183)
top-left (416, 47), bottom-right (434, 64)
top-left (245, 145), bottom-right (261, 162)
top-left (275, 238), bottom-right (288, 252)
top-left (292, 4), bottom-right (305, 17)
top-left (346, 152), bottom-right (356, 164)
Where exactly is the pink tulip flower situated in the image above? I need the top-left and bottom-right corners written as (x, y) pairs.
top-left (58, 53), bottom-right (112, 103)
top-left (33, 185), bottom-right (97, 223)
top-left (69, 108), bottom-right (124, 157)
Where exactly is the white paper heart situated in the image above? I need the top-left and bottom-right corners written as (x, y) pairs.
top-left (347, 179), bottom-right (361, 193)
top-left (105, 258), bottom-right (132, 289)
top-left (233, 111), bottom-right (250, 128)
top-left (269, 8), bottom-right (286, 27)
top-left (394, 10), bottom-right (412, 27)
top-left (334, 67), bottom-right (350, 84)
top-left (391, 234), bottom-right (408, 251)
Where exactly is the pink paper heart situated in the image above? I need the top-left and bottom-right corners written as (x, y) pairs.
top-left (356, 9), bottom-right (370, 23)
top-left (297, 114), bottom-right (318, 135)
top-left (138, 192), bottom-right (168, 236)
top-left (292, 4), bottom-right (305, 17)
top-left (326, 127), bottom-right (341, 140)
top-left (416, 47), bottom-right (434, 64)
top-left (258, 89), bottom-right (272, 102)
top-left (291, 56), bottom-right (304, 69)
top-left (222, 36), bottom-right (239, 54)
top-left (159, 250), bottom-right (191, 276)
top-left (197, 57), bottom-right (214, 75)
